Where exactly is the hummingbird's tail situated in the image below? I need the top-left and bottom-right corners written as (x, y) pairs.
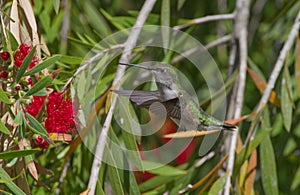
top-left (222, 123), bottom-right (237, 131)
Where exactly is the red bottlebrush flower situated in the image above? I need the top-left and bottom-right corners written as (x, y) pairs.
top-left (45, 92), bottom-right (77, 134)
top-left (14, 44), bottom-right (39, 69)
top-left (35, 135), bottom-right (49, 149)
top-left (27, 77), bottom-right (33, 85)
top-left (26, 96), bottom-right (46, 117)
top-left (1, 51), bottom-right (10, 61)
top-left (0, 71), bottom-right (9, 78)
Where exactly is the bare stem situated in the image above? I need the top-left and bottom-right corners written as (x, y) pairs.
top-left (87, 0), bottom-right (157, 194)
top-left (173, 13), bottom-right (235, 31)
top-left (171, 34), bottom-right (232, 64)
top-left (223, 0), bottom-right (250, 194)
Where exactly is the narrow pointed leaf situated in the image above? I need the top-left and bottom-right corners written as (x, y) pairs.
top-left (25, 76), bottom-right (52, 96)
top-left (0, 120), bottom-right (10, 135)
top-left (177, 0), bottom-right (186, 10)
top-left (0, 167), bottom-right (26, 195)
top-left (25, 113), bottom-right (49, 137)
top-left (295, 38), bottom-right (300, 97)
top-left (208, 172), bottom-right (229, 195)
top-left (247, 67), bottom-right (280, 107)
top-left (16, 46), bottom-right (36, 83)
top-left (142, 161), bottom-right (186, 176)
top-left (245, 149), bottom-right (257, 195)
top-left (0, 88), bottom-right (11, 104)
top-left (161, 0), bottom-right (170, 54)
top-left (24, 55), bottom-right (61, 76)
top-left (281, 65), bottom-right (293, 132)
top-left (0, 149), bottom-right (39, 159)
top-left (291, 165), bottom-right (300, 191)
top-left (260, 135), bottom-right (279, 195)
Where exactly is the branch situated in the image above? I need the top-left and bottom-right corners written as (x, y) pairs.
top-left (171, 34), bottom-right (232, 64)
top-left (223, 0), bottom-right (251, 194)
top-left (87, 0), bottom-right (157, 194)
top-left (255, 11), bottom-right (300, 113)
top-left (62, 44), bottom-right (124, 91)
top-left (173, 13), bottom-right (234, 31)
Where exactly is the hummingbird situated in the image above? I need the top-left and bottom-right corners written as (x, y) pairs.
top-left (114, 62), bottom-right (236, 131)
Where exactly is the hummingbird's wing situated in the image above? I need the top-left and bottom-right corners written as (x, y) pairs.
top-left (113, 90), bottom-right (161, 108)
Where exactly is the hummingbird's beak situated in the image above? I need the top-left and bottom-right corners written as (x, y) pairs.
top-left (119, 62), bottom-right (154, 70)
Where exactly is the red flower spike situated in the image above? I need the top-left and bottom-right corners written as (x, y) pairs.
top-left (14, 44), bottom-right (39, 69)
top-left (1, 52), bottom-right (10, 61)
top-left (25, 96), bottom-right (46, 117)
top-left (45, 92), bottom-right (78, 134)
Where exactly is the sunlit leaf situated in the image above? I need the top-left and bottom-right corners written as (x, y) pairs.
top-left (177, 0), bottom-right (187, 10)
top-left (208, 172), bottom-right (229, 195)
top-left (0, 167), bottom-right (26, 195)
top-left (164, 129), bottom-right (221, 138)
top-left (281, 64), bottom-right (293, 132)
top-left (142, 161), bottom-right (186, 176)
top-left (0, 88), bottom-right (11, 104)
top-left (0, 149), bottom-right (39, 160)
top-left (291, 165), bottom-right (300, 191)
top-left (24, 55), bottom-right (61, 76)
top-left (53, 0), bottom-right (60, 14)
top-left (25, 113), bottom-right (49, 137)
top-left (295, 38), bottom-right (300, 97)
top-left (161, 0), bottom-right (170, 54)
top-left (260, 135), bottom-right (279, 195)
top-left (0, 119), bottom-right (10, 135)
top-left (24, 76), bottom-right (52, 96)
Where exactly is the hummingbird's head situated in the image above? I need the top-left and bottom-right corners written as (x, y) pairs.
top-left (120, 62), bottom-right (180, 100)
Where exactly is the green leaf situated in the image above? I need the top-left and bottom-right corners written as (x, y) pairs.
top-left (208, 172), bottom-right (229, 195)
top-left (14, 112), bottom-right (25, 125)
top-left (25, 76), bottom-right (52, 96)
top-left (291, 165), bottom-right (300, 191)
top-left (16, 46), bottom-right (37, 83)
top-left (0, 167), bottom-right (26, 195)
top-left (0, 149), bottom-right (39, 160)
top-left (60, 55), bottom-right (83, 64)
top-left (7, 30), bottom-right (19, 51)
top-left (142, 161), bottom-right (186, 176)
top-left (105, 145), bottom-right (125, 195)
top-left (53, 0), bottom-right (60, 14)
top-left (161, 0), bottom-right (170, 54)
top-left (281, 64), bottom-right (293, 132)
top-left (24, 55), bottom-right (61, 76)
top-left (233, 127), bottom-right (271, 179)
top-left (177, 0), bottom-right (187, 10)
top-left (0, 120), bottom-right (10, 135)
top-left (139, 175), bottom-right (173, 192)
top-left (0, 88), bottom-right (11, 104)
top-left (295, 38), bottom-right (300, 98)
top-left (25, 113), bottom-right (49, 137)
top-left (260, 135), bottom-right (279, 195)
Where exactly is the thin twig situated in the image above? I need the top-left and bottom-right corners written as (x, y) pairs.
top-left (62, 44), bottom-right (125, 91)
top-left (255, 11), bottom-right (300, 113)
top-left (223, 0), bottom-right (250, 194)
top-left (87, 1), bottom-right (157, 194)
top-left (173, 13), bottom-right (235, 31)
top-left (171, 34), bottom-right (232, 64)
top-left (56, 156), bottom-right (71, 195)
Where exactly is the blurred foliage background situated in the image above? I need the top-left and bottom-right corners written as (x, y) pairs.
top-left (1, 0), bottom-right (300, 194)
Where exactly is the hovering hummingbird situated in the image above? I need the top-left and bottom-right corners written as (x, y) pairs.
top-left (114, 62), bottom-right (236, 131)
